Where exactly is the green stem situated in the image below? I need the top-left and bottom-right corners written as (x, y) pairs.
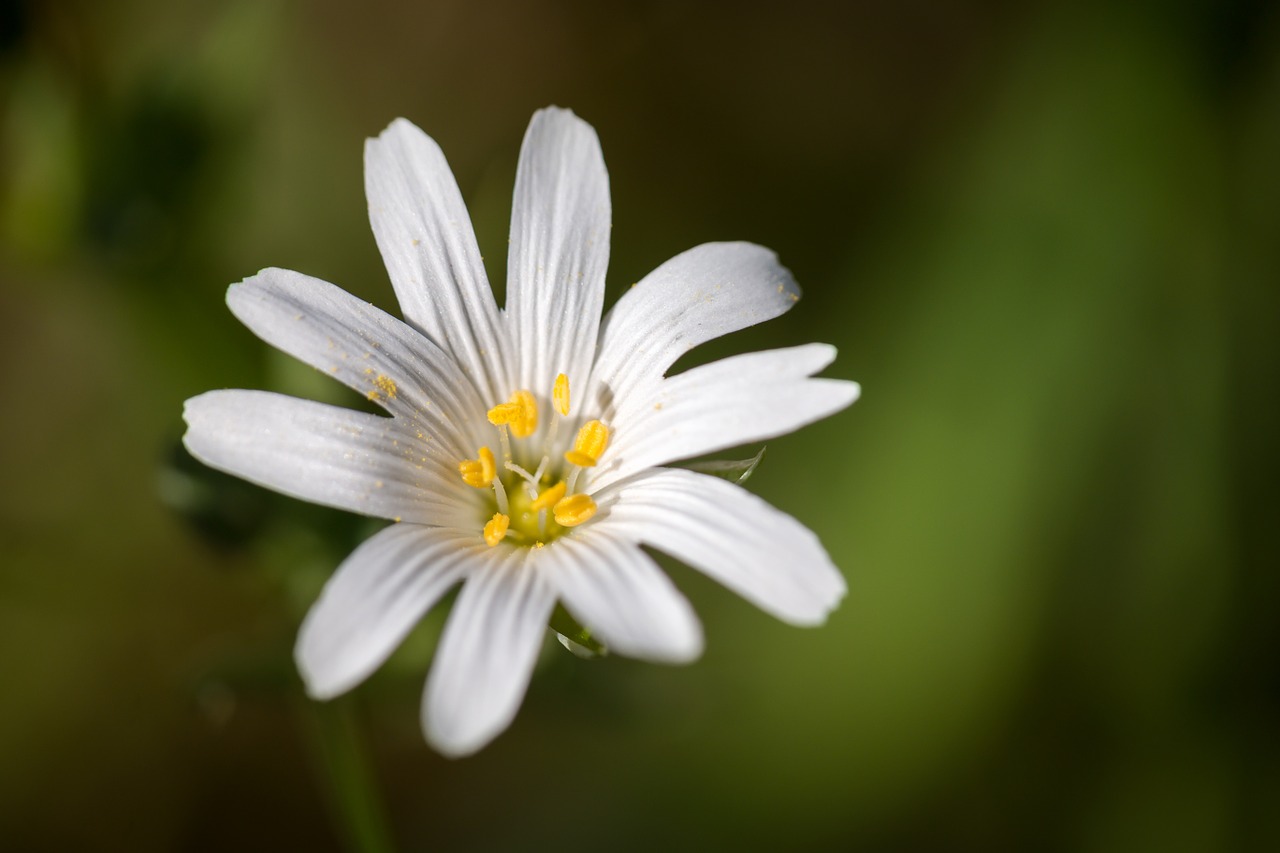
top-left (304, 698), bottom-right (398, 853)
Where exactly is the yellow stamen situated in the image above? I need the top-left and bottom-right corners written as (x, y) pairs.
top-left (530, 481), bottom-right (567, 513)
top-left (459, 446), bottom-right (496, 488)
top-left (553, 493), bottom-right (597, 527)
top-left (483, 513), bottom-right (510, 546)
top-left (553, 373), bottom-right (570, 416)
top-left (487, 402), bottom-right (520, 426)
top-left (509, 390), bottom-right (537, 437)
top-left (564, 419), bottom-right (609, 468)
top-left (487, 390), bottom-right (538, 438)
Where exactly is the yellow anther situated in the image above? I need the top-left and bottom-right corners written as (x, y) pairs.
top-left (459, 446), bottom-right (496, 488)
top-left (553, 493), bottom-right (597, 527)
top-left (564, 419), bottom-right (609, 468)
top-left (487, 390), bottom-right (538, 438)
top-left (487, 402), bottom-right (520, 426)
top-left (483, 513), bottom-right (510, 546)
top-left (553, 373), bottom-right (570, 416)
top-left (509, 390), bottom-right (538, 437)
top-left (530, 481), bottom-right (567, 513)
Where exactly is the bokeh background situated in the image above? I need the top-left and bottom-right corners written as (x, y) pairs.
top-left (2, 0), bottom-right (1277, 850)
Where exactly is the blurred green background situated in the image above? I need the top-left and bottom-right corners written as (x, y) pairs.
top-left (2, 0), bottom-right (1277, 850)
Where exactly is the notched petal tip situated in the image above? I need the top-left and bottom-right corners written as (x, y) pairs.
top-left (371, 115), bottom-right (426, 145)
top-left (224, 267), bottom-right (302, 315)
top-left (810, 378), bottom-right (862, 418)
top-left (421, 697), bottom-right (514, 760)
top-left (785, 574), bottom-right (848, 628)
top-left (706, 241), bottom-right (802, 303)
top-left (424, 723), bottom-right (487, 760)
top-left (223, 271), bottom-right (261, 307)
top-left (646, 623), bottom-right (705, 665)
top-left (530, 103), bottom-right (581, 125)
top-left (179, 390), bottom-right (227, 450)
top-left (807, 342), bottom-right (838, 369)
top-left (294, 614), bottom-right (375, 702)
top-left (295, 654), bottom-right (347, 702)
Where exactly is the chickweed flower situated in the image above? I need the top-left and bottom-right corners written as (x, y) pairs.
top-left (183, 108), bottom-right (859, 757)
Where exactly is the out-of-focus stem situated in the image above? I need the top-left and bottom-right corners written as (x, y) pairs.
top-left (303, 697), bottom-right (397, 853)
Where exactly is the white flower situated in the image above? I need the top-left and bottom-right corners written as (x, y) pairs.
top-left (183, 107), bottom-right (860, 757)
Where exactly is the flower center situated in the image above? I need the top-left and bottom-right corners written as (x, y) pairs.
top-left (457, 373), bottom-right (610, 548)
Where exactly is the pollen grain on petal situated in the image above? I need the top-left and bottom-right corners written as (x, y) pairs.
top-left (483, 513), bottom-right (510, 546)
top-left (373, 374), bottom-right (398, 399)
top-left (553, 493), bottom-right (597, 527)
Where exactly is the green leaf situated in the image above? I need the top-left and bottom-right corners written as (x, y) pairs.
top-left (685, 446), bottom-right (767, 483)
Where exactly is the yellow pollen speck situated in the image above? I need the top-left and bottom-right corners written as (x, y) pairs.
top-left (530, 481), bottom-right (567, 512)
top-left (534, 541), bottom-right (544, 549)
top-left (483, 513), bottom-right (509, 546)
top-left (366, 389), bottom-right (380, 401)
top-left (553, 493), bottom-right (597, 527)
top-left (374, 374), bottom-right (397, 399)
top-left (553, 373), bottom-right (570, 416)
top-left (459, 446), bottom-right (496, 488)
top-left (565, 419), bottom-right (609, 467)
top-left (411, 238), bottom-right (420, 246)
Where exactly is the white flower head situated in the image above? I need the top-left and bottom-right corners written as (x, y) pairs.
top-left (183, 107), bottom-right (860, 757)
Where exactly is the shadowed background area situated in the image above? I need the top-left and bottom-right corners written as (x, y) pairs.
top-left (2, 0), bottom-right (1277, 850)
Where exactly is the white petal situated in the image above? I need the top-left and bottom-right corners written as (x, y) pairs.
top-left (584, 242), bottom-right (800, 420)
top-left (296, 524), bottom-right (475, 699)
top-left (597, 468), bottom-right (846, 625)
top-left (589, 344), bottom-right (860, 491)
top-left (506, 107), bottom-right (611, 400)
top-left (542, 531), bottom-right (703, 663)
top-left (365, 118), bottom-right (510, 403)
top-left (423, 549), bottom-right (556, 757)
top-left (227, 267), bottom-right (486, 459)
top-left (182, 390), bottom-right (472, 524)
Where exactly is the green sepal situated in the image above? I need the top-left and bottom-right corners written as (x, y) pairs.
top-left (548, 603), bottom-right (607, 658)
top-left (684, 446), bottom-right (766, 483)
